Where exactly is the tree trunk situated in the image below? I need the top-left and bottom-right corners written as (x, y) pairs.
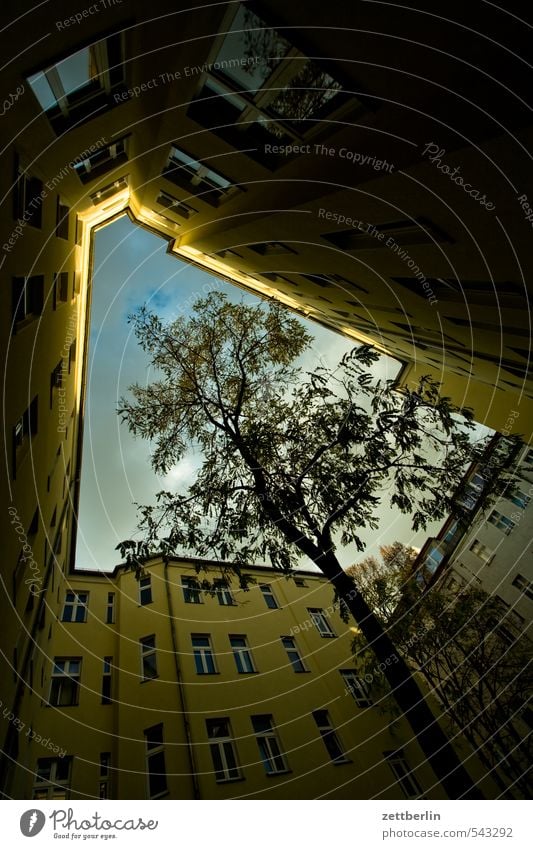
top-left (318, 552), bottom-right (484, 800)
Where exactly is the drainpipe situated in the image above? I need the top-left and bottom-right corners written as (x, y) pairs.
top-left (164, 561), bottom-right (200, 799)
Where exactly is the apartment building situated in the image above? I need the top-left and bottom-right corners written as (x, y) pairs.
top-left (3, 558), bottom-right (487, 800)
top-left (411, 439), bottom-right (532, 796)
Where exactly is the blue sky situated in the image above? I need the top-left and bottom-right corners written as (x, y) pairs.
top-left (75, 216), bottom-right (449, 571)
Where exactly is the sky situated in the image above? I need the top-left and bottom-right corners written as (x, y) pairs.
top-left (75, 216), bottom-right (458, 572)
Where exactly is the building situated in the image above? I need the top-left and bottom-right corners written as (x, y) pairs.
top-left (1, 557), bottom-right (493, 800)
top-left (410, 439), bottom-right (533, 796)
top-left (1, 0), bottom-right (532, 799)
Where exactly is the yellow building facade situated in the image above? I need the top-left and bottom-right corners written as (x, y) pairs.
top-left (4, 557), bottom-right (495, 800)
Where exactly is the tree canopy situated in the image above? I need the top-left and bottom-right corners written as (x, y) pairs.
top-left (118, 292), bottom-right (485, 572)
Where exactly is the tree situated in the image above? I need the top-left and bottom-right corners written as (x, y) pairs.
top-left (348, 547), bottom-right (533, 797)
top-left (345, 542), bottom-right (418, 622)
top-left (118, 291), bottom-right (514, 799)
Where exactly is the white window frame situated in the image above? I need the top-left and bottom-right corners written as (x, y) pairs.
top-left (32, 757), bottom-right (71, 799)
top-left (215, 580), bottom-right (234, 606)
top-left (49, 658), bottom-right (81, 706)
top-left (105, 592), bottom-right (115, 624)
top-left (251, 715), bottom-right (289, 775)
top-left (509, 487), bottom-right (530, 509)
top-left (512, 573), bottom-right (533, 601)
top-left (469, 539), bottom-right (493, 563)
top-left (206, 719), bottom-right (242, 782)
top-left (182, 576), bottom-right (202, 604)
top-left (312, 710), bottom-right (350, 763)
top-left (144, 724), bottom-right (167, 799)
top-left (308, 607), bottom-right (335, 637)
top-left (61, 591), bottom-right (89, 623)
top-left (140, 635), bottom-right (158, 681)
top-left (230, 636), bottom-right (255, 673)
top-left (281, 636), bottom-right (306, 672)
top-left (99, 752), bottom-right (110, 798)
top-left (27, 38), bottom-right (118, 119)
top-left (167, 145), bottom-right (232, 191)
top-left (259, 584), bottom-right (278, 609)
top-left (139, 575), bottom-right (152, 605)
top-left (487, 509), bottom-right (515, 535)
top-left (340, 670), bottom-right (372, 707)
top-left (192, 635), bottom-right (217, 674)
top-left (384, 750), bottom-right (422, 799)
top-left (102, 656), bottom-right (112, 704)
top-left (205, 4), bottom-right (351, 144)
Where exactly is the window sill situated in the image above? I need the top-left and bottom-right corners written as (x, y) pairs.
top-left (215, 776), bottom-right (245, 784)
top-left (14, 315), bottom-right (39, 334)
top-left (140, 675), bottom-right (159, 683)
top-left (332, 759), bottom-right (352, 765)
top-left (265, 769), bottom-right (292, 778)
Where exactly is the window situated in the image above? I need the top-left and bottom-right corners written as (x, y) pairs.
top-left (32, 757), bottom-right (71, 799)
top-left (323, 217), bottom-right (452, 251)
top-left (50, 360), bottom-right (64, 408)
top-left (12, 275), bottom-right (44, 325)
top-left (312, 710), bottom-right (349, 763)
top-left (192, 635), bottom-right (217, 674)
top-left (215, 580), bottom-right (234, 606)
top-left (56, 197), bottom-right (70, 239)
top-left (189, 4), bottom-right (354, 163)
top-left (281, 636), bottom-right (306, 672)
top-left (340, 670), bottom-right (372, 707)
top-left (469, 539), bottom-right (493, 563)
top-left (49, 658), bottom-right (81, 706)
top-left (163, 145), bottom-right (236, 205)
top-left (251, 715), bottom-right (289, 775)
top-left (384, 750), bottom-right (422, 799)
top-left (156, 190), bottom-right (197, 219)
top-left (90, 175), bottom-right (128, 205)
top-left (182, 576), bottom-right (202, 604)
top-left (308, 608), bottom-right (335, 637)
top-left (13, 157), bottom-right (43, 227)
top-left (61, 591), bottom-right (88, 623)
top-left (68, 339), bottom-right (77, 372)
top-left (512, 574), bottom-right (533, 601)
top-left (394, 277), bottom-right (523, 305)
top-left (294, 577), bottom-right (307, 587)
top-left (206, 719), bottom-right (241, 782)
top-left (105, 592), bottom-right (115, 624)
top-left (259, 584), bottom-right (278, 609)
top-left (99, 752), bottom-right (110, 799)
top-left (487, 510), bottom-right (515, 535)
top-left (13, 396), bottom-right (38, 477)
top-left (75, 215), bottom-right (83, 246)
top-left (73, 139), bottom-right (127, 183)
top-left (139, 575), bottom-right (152, 605)
top-left (140, 635), bottom-right (158, 680)
top-left (27, 35), bottom-right (125, 132)
top-left (230, 636), bottom-right (255, 674)
top-left (249, 241), bottom-right (296, 256)
top-left (144, 724), bottom-right (167, 798)
top-left (101, 657), bottom-right (112, 704)
top-left (54, 272), bottom-right (70, 307)
top-left (509, 487), bottom-right (530, 510)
